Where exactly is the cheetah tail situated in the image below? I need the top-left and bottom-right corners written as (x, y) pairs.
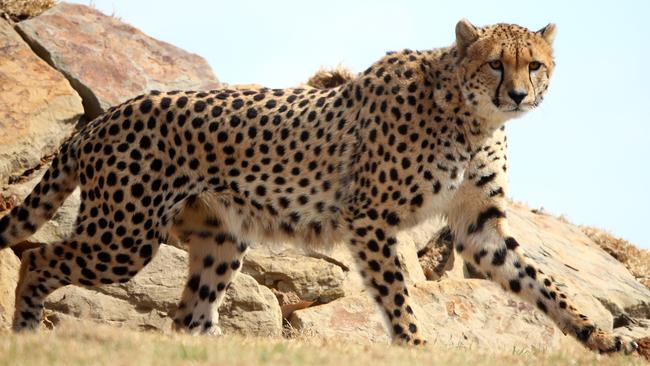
top-left (0, 140), bottom-right (79, 249)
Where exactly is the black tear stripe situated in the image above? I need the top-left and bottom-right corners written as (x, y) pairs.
top-left (467, 206), bottom-right (506, 235)
top-left (476, 172), bottom-right (496, 187)
top-left (527, 47), bottom-right (537, 102)
top-left (493, 49), bottom-right (505, 107)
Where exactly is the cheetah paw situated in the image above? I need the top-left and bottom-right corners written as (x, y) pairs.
top-left (588, 329), bottom-right (638, 355)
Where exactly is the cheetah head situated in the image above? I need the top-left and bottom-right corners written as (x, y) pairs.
top-left (455, 19), bottom-right (556, 123)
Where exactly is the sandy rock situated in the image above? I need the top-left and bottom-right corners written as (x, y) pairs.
top-left (289, 294), bottom-right (390, 344)
top-left (219, 273), bottom-right (283, 336)
top-left (243, 248), bottom-right (346, 303)
top-left (46, 285), bottom-right (171, 332)
top-left (0, 18), bottom-right (83, 184)
top-left (508, 202), bottom-right (650, 321)
top-left (16, 3), bottom-right (220, 120)
top-left (614, 317), bottom-right (650, 340)
top-left (0, 248), bottom-right (20, 329)
top-left (290, 279), bottom-right (566, 350)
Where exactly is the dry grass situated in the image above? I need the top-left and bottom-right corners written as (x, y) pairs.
top-left (0, 323), bottom-right (647, 366)
top-left (582, 226), bottom-right (650, 290)
top-left (0, 0), bottom-right (54, 21)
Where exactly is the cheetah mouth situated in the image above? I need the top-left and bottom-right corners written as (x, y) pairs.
top-left (504, 105), bottom-right (532, 113)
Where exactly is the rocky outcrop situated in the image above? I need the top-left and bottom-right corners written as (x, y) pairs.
top-left (0, 18), bottom-right (83, 185)
top-left (16, 3), bottom-right (220, 120)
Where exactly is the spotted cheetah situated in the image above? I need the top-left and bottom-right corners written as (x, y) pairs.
top-left (0, 20), bottom-right (640, 354)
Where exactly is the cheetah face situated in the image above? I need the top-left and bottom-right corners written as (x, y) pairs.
top-left (455, 19), bottom-right (556, 122)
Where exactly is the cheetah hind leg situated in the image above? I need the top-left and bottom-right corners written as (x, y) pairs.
top-left (170, 205), bottom-right (247, 335)
top-left (171, 230), bottom-right (246, 335)
top-left (14, 239), bottom-right (159, 331)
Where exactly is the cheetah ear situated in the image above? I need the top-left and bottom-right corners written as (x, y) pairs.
top-left (536, 23), bottom-right (557, 45)
top-left (455, 19), bottom-right (479, 58)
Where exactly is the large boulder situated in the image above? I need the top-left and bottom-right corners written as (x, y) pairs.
top-left (507, 202), bottom-right (650, 320)
top-left (0, 248), bottom-right (20, 330)
top-left (45, 244), bottom-right (283, 336)
top-left (289, 279), bottom-right (566, 350)
top-left (16, 3), bottom-right (220, 120)
top-left (0, 18), bottom-right (83, 184)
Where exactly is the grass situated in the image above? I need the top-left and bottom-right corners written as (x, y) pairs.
top-left (0, 323), bottom-right (645, 366)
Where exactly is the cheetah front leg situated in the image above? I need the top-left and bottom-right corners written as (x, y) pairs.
top-left (348, 215), bottom-right (426, 345)
top-left (170, 197), bottom-right (247, 335)
top-left (447, 129), bottom-right (638, 354)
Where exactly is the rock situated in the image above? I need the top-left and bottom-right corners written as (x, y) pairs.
top-left (45, 285), bottom-right (171, 332)
top-left (290, 279), bottom-right (566, 350)
top-left (289, 294), bottom-right (390, 344)
top-left (243, 248), bottom-right (346, 303)
top-left (410, 280), bottom-right (564, 350)
top-left (219, 273), bottom-right (283, 337)
top-left (508, 202), bottom-right (650, 322)
top-left (0, 248), bottom-right (20, 329)
top-left (46, 244), bottom-right (282, 336)
top-left (0, 18), bottom-right (83, 184)
top-left (16, 3), bottom-right (220, 120)
top-left (614, 317), bottom-right (650, 340)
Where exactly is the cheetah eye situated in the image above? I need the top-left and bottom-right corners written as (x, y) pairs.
top-left (488, 60), bottom-right (503, 70)
top-left (529, 61), bottom-right (542, 71)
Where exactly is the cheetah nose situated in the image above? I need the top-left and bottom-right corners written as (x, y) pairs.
top-left (507, 90), bottom-right (528, 105)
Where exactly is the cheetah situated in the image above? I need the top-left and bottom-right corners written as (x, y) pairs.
top-left (0, 19), bottom-right (641, 354)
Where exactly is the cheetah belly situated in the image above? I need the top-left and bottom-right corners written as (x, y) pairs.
top-left (193, 190), bottom-right (349, 249)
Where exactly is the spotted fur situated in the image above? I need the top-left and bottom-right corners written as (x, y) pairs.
top-left (0, 20), bottom-right (638, 354)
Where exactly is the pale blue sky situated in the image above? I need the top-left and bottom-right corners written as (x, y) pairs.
top-left (70, 0), bottom-right (649, 249)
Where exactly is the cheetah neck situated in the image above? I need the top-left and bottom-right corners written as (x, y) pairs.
top-left (422, 46), bottom-right (506, 150)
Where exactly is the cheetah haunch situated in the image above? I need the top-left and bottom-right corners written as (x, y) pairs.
top-left (0, 19), bottom-right (641, 355)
